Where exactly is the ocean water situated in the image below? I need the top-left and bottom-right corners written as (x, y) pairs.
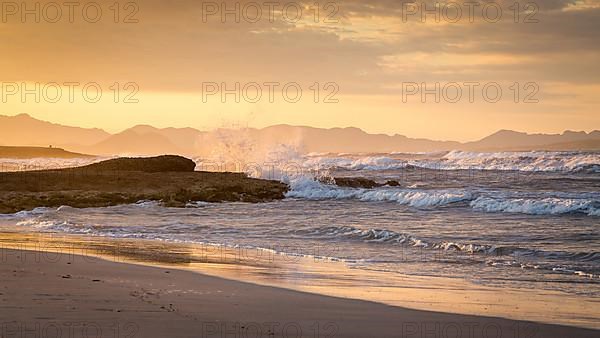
top-left (1, 150), bottom-right (599, 298)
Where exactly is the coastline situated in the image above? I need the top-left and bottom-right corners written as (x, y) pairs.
top-left (0, 231), bottom-right (598, 337)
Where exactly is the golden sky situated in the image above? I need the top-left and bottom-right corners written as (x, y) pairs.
top-left (1, 0), bottom-right (599, 141)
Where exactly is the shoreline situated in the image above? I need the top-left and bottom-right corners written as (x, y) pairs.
top-left (2, 246), bottom-right (599, 338)
top-left (0, 231), bottom-right (599, 336)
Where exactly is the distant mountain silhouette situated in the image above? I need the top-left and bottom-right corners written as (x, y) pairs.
top-left (0, 114), bottom-right (598, 156)
top-left (246, 125), bottom-right (461, 153)
top-left (0, 114), bottom-right (109, 149)
top-left (89, 129), bottom-right (184, 156)
top-left (462, 129), bottom-right (600, 151)
top-left (127, 125), bottom-right (203, 154)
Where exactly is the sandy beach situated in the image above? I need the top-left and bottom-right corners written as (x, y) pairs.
top-left (1, 239), bottom-right (598, 338)
top-left (3, 0), bottom-right (600, 336)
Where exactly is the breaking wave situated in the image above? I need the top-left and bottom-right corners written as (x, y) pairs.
top-left (430, 150), bottom-right (600, 173)
top-left (303, 150), bottom-right (600, 173)
top-left (470, 197), bottom-right (600, 216)
top-left (285, 177), bottom-right (471, 208)
top-left (285, 177), bottom-right (600, 216)
top-left (303, 156), bottom-right (408, 171)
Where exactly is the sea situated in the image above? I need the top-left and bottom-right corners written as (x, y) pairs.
top-left (1, 150), bottom-right (599, 324)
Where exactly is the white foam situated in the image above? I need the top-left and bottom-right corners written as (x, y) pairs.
top-left (286, 177), bottom-right (472, 208)
top-left (302, 156), bottom-right (408, 171)
top-left (429, 150), bottom-right (600, 173)
top-left (0, 207), bottom-right (56, 218)
top-left (304, 151), bottom-right (600, 173)
top-left (470, 196), bottom-right (600, 216)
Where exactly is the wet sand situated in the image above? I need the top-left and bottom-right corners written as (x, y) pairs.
top-left (0, 242), bottom-right (598, 337)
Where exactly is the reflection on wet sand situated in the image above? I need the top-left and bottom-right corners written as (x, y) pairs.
top-left (1, 230), bottom-right (598, 329)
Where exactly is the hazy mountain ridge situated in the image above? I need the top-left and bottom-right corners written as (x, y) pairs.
top-left (88, 129), bottom-right (185, 156)
top-left (1, 114), bottom-right (598, 156)
top-left (0, 113), bottom-right (110, 148)
top-left (253, 125), bottom-right (462, 153)
top-left (462, 129), bottom-right (600, 151)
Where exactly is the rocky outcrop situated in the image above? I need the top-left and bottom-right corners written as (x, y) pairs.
top-left (81, 155), bottom-right (196, 172)
top-left (332, 177), bottom-right (401, 189)
top-left (0, 156), bottom-right (288, 214)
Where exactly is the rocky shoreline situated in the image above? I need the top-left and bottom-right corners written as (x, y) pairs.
top-left (0, 156), bottom-right (289, 214)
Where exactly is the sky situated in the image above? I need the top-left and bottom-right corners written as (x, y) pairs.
top-left (1, 0), bottom-right (599, 141)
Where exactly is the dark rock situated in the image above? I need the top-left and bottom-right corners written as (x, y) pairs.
top-left (385, 180), bottom-right (400, 187)
top-left (333, 177), bottom-right (381, 189)
top-left (0, 156), bottom-right (289, 214)
top-left (82, 155), bottom-right (196, 172)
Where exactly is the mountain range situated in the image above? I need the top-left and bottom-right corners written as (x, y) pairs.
top-left (1, 114), bottom-right (599, 156)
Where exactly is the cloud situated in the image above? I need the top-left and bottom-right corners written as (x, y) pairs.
top-left (0, 0), bottom-right (598, 95)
